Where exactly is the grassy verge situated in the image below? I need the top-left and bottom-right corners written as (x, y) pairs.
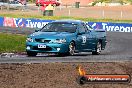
top-left (0, 33), bottom-right (26, 53)
top-left (0, 13), bottom-right (132, 23)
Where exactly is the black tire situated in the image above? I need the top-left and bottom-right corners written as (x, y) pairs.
top-left (57, 53), bottom-right (66, 57)
top-left (92, 41), bottom-right (102, 55)
top-left (76, 76), bottom-right (87, 85)
top-left (27, 51), bottom-right (37, 56)
top-left (57, 42), bottom-right (75, 56)
top-left (68, 42), bottom-right (75, 56)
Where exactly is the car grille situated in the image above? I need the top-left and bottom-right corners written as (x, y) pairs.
top-left (33, 46), bottom-right (52, 51)
top-left (35, 38), bottom-right (51, 43)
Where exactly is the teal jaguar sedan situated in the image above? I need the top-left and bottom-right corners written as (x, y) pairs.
top-left (26, 20), bottom-right (107, 56)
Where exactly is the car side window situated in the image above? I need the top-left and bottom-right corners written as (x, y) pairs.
top-left (78, 23), bottom-right (87, 33)
top-left (82, 23), bottom-right (89, 32)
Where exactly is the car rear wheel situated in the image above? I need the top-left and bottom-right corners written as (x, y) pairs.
top-left (92, 42), bottom-right (102, 55)
top-left (27, 51), bottom-right (37, 57)
top-left (68, 42), bottom-right (75, 55)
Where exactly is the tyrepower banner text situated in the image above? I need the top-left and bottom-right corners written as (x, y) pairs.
top-left (88, 22), bottom-right (132, 32)
top-left (1, 17), bottom-right (132, 32)
top-left (3, 17), bottom-right (53, 28)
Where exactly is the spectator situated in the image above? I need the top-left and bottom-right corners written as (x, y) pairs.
top-left (45, 4), bottom-right (54, 10)
top-left (43, 4), bottom-right (54, 16)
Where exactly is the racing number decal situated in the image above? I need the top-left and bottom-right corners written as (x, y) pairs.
top-left (82, 36), bottom-right (87, 44)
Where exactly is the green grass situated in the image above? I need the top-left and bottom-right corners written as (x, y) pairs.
top-left (0, 33), bottom-right (26, 53)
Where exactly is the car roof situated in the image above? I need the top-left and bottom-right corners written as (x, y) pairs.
top-left (51, 19), bottom-right (83, 24)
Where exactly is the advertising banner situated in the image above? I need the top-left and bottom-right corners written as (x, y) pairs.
top-left (2, 16), bottom-right (132, 32)
top-left (88, 22), bottom-right (132, 32)
top-left (3, 17), bottom-right (53, 28)
top-left (0, 17), bottom-right (4, 27)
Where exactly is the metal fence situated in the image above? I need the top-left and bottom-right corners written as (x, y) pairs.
top-left (0, 2), bottom-right (132, 20)
top-left (54, 6), bottom-right (132, 20)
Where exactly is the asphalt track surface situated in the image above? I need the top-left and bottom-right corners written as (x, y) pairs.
top-left (0, 27), bottom-right (132, 63)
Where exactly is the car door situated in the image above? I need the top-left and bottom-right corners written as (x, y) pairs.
top-left (85, 24), bottom-right (96, 51)
top-left (76, 23), bottom-right (88, 51)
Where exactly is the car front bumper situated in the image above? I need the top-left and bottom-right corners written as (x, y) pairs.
top-left (26, 42), bottom-right (69, 53)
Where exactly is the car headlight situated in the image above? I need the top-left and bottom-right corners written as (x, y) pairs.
top-left (26, 37), bottom-right (33, 42)
top-left (53, 39), bottom-right (66, 43)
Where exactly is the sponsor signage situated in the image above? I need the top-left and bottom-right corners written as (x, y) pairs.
top-left (0, 17), bottom-right (4, 26)
top-left (0, 16), bottom-right (132, 32)
top-left (3, 17), bottom-right (53, 28)
top-left (88, 22), bottom-right (132, 32)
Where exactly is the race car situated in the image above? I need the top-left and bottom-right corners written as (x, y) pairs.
top-left (26, 20), bottom-right (107, 56)
top-left (36, 0), bottom-right (60, 6)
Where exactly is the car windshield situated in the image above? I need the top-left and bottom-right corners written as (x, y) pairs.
top-left (41, 22), bottom-right (77, 33)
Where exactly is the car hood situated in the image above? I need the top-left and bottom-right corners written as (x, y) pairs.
top-left (29, 32), bottom-right (74, 39)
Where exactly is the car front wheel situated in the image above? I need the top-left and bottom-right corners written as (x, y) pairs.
top-left (92, 42), bottom-right (102, 55)
top-left (57, 42), bottom-right (75, 56)
top-left (27, 51), bottom-right (37, 57)
top-left (68, 42), bottom-right (75, 55)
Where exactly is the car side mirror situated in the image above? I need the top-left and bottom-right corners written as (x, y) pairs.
top-left (35, 29), bottom-right (40, 32)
